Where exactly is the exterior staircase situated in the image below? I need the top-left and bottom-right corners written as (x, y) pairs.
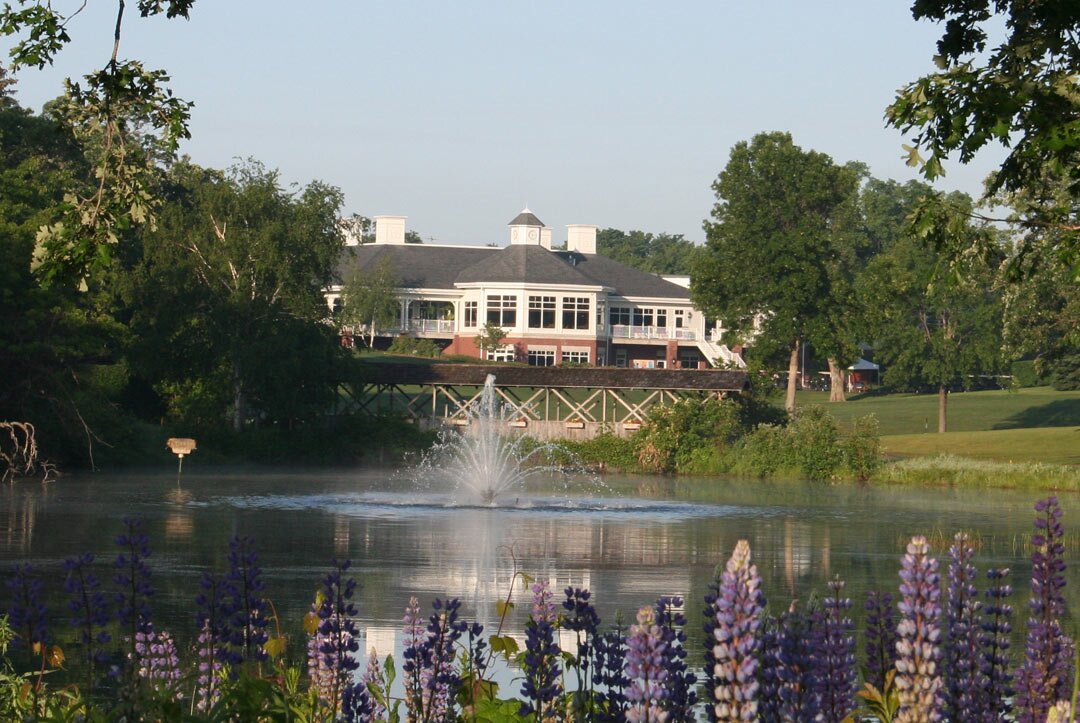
top-left (696, 337), bottom-right (746, 369)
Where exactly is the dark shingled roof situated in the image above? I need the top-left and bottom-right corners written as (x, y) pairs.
top-left (554, 251), bottom-right (691, 300)
top-left (455, 245), bottom-right (598, 286)
top-left (333, 243), bottom-right (691, 299)
top-left (363, 363), bottom-right (749, 391)
top-left (335, 244), bottom-right (496, 288)
top-left (508, 210), bottom-right (544, 227)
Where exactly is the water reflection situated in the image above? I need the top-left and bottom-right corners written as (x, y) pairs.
top-left (0, 470), bottom-right (1071, 658)
top-left (165, 487), bottom-right (193, 540)
top-left (1, 482), bottom-right (50, 553)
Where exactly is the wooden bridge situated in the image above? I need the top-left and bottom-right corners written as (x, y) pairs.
top-left (344, 364), bottom-right (749, 436)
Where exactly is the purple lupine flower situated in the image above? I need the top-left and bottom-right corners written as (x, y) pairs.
top-left (306, 598), bottom-right (336, 704)
top-left (63, 552), bottom-right (111, 684)
top-left (562, 585), bottom-right (602, 712)
top-left (314, 559), bottom-right (361, 716)
top-left (224, 536), bottom-right (269, 664)
top-left (134, 623), bottom-right (182, 693)
top-left (979, 567), bottom-right (1013, 723)
top-left (817, 576), bottom-right (858, 723)
top-left (362, 648), bottom-right (388, 721)
top-left (194, 572), bottom-right (236, 711)
top-left (420, 597), bottom-right (466, 721)
top-left (776, 602), bottom-right (820, 723)
top-left (462, 620), bottom-right (489, 701)
top-left (944, 532), bottom-right (982, 722)
top-left (6, 562), bottom-right (48, 650)
top-left (1015, 496), bottom-right (1074, 723)
top-left (520, 579), bottom-right (562, 719)
top-left (340, 680), bottom-right (375, 723)
top-left (195, 619), bottom-right (226, 712)
top-left (593, 616), bottom-right (630, 722)
top-left (401, 595), bottom-right (430, 721)
top-left (708, 539), bottom-right (764, 722)
top-left (894, 535), bottom-right (943, 723)
top-left (653, 595), bottom-right (696, 722)
top-left (624, 606), bottom-right (669, 723)
top-left (756, 615), bottom-right (783, 723)
top-left (864, 590), bottom-right (897, 693)
top-left (113, 517), bottom-right (154, 668)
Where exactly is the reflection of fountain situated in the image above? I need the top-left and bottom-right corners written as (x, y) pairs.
top-left (423, 375), bottom-right (567, 505)
top-left (165, 487), bottom-right (193, 540)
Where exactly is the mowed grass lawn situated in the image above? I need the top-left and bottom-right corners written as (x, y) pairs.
top-left (794, 387), bottom-right (1080, 465)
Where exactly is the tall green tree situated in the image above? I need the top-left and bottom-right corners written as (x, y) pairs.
top-left (857, 192), bottom-right (1003, 432)
top-left (0, 98), bottom-right (127, 466)
top-left (1, 0), bottom-right (195, 284)
top-left (339, 257), bottom-right (400, 347)
top-left (122, 160), bottom-right (345, 432)
top-left (692, 132), bottom-right (861, 412)
top-left (888, 0), bottom-right (1080, 273)
top-left (596, 228), bottom-right (703, 275)
top-left (994, 170), bottom-right (1080, 389)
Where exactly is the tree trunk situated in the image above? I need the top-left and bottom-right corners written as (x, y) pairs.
top-left (828, 358), bottom-right (846, 402)
top-left (231, 358), bottom-right (245, 433)
top-left (786, 341), bottom-right (799, 414)
top-left (938, 384), bottom-right (948, 433)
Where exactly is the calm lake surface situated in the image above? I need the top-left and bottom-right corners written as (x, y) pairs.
top-left (1, 469), bottom-right (1075, 662)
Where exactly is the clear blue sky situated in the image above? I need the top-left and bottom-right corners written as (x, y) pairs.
top-left (5, 1), bottom-right (1004, 246)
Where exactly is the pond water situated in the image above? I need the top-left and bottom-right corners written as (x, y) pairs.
top-left (0, 468), bottom-right (1074, 668)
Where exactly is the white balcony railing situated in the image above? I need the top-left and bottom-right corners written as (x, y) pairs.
top-left (381, 319), bottom-right (456, 335)
top-left (406, 319), bottom-right (455, 334)
top-left (609, 325), bottom-right (696, 341)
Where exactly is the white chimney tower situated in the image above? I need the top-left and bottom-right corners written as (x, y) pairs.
top-left (566, 224), bottom-right (597, 254)
top-left (374, 216), bottom-right (407, 244)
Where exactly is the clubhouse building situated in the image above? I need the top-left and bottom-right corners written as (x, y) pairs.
top-left (328, 209), bottom-right (743, 369)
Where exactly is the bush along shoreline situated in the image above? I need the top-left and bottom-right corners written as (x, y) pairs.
top-left (555, 399), bottom-right (884, 482)
top-left (555, 398), bottom-right (1080, 491)
top-left (1, 497), bottom-right (1076, 721)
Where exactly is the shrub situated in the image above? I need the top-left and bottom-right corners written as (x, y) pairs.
top-left (573, 432), bottom-right (637, 471)
top-left (728, 423), bottom-right (788, 477)
top-left (632, 397), bottom-right (746, 474)
top-left (787, 405), bottom-right (843, 480)
top-left (844, 414), bottom-right (882, 481)
top-left (387, 336), bottom-right (442, 358)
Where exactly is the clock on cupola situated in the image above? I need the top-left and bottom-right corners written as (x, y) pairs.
top-left (508, 207), bottom-right (544, 245)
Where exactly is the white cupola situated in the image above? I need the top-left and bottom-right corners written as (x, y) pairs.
top-left (508, 207), bottom-right (544, 246)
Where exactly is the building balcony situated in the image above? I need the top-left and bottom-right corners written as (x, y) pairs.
top-left (381, 319), bottom-right (457, 336)
top-left (609, 325), bottom-right (697, 342)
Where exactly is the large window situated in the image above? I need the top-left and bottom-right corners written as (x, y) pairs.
top-left (562, 297), bottom-right (590, 330)
top-left (486, 345), bottom-right (515, 362)
top-left (561, 350), bottom-right (589, 365)
top-left (486, 295), bottom-right (517, 327)
top-left (463, 301), bottom-right (478, 328)
top-left (632, 308), bottom-right (654, 326)
top-left (528, 349), bottom-right (556, 366)
top-left (528, 296), bottom-right (556, 329)
top-left (674, 309), bottom-right (686, 328)
top-left (609, 307), bottom-right (631, 326)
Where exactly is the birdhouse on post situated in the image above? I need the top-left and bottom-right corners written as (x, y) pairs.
top-left (167, 438), bottom-right (197, 481)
